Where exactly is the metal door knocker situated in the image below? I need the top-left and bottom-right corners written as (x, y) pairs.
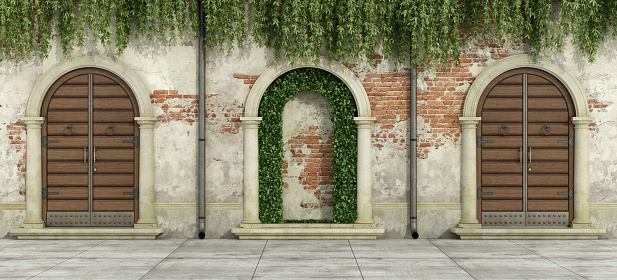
top-left (542, 124), bottom-right (552, 136)
top-left (498, 124), bottom-right (510, 136)
top-left (63, 124), bottom-right (74, 136)
top-left (105, 124), bottom-right (116, 136)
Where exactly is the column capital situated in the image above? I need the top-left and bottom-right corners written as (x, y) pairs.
top-left (135, 117), bottom-right (157, 128)
top-left (459, 117), bottom-right (481, 128)
top-left (572, 117), bottom-right (594, 127)
top-left (241, 117), bottom-right (262, 128)
top-left (354, 117), bottom-right (376, 128)
top-left (22, 117), bottom-right (45, 127)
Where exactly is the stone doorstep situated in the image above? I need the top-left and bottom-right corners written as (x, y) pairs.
top-left (231, 223), bottom-right (385, 240)
top-left (450, 227), bottom-right (606, 240)
top-left (9, 227), bottom-right (166, 240)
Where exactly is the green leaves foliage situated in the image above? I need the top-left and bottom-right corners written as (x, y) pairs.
top-left (3, 1), bottom-right (617, 64)
top-left (258, 68), bottom-right (357, 224)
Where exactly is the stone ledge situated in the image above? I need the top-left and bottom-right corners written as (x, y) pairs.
top-left (232, 223), bottom-right (385, 240)
top-left (450, 227), bottom-right (606, 240)
top-left (9, 227), bottom-right (165, 240)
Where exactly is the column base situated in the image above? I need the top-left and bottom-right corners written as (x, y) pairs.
top-left (238, 223), bottom-right (262, 228)
top-left (457, 222), bottom-right (482, 229)
top-left (572, 222), bottom-right (593, 229)
top-left (19, 222), bottom-right (45, 229)
top-left (134, 222), bottom-right (158, 229)
top-left (353, 222), bottom-right (376, 229)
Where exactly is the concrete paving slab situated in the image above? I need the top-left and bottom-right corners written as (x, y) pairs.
top-left (30, 258), bottom-right (162, 280)
top-left (0, 239), bottom-right (21, 250)
top-left (350, 239), bottom-right (449, 259)
top-left (0, 240), bottom-right (103, 259)
top-left (355, 257), bottom-right (474, 279)
top-left (253, 257), bottom-right (362, 279)
top-left (168, 239), bottom-right (266, 259)
top-left (453, 257), bottom-right (585, 280)
top-left (430, 239), bottom-right (538, 259)
top-left (142, 258), bottom-right (259, 279)
top-left (76, 239), bottom-right (185, 259)
top-left (513, 240), bottom-right (617, 259)
top-left (593, 239), bottom-right (617, 249)
top-left (0, 257), bottom-right (67, 279)
top-left (261, 240), bottom-right (355, 260)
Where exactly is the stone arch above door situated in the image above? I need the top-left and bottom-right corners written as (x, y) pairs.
top-left (11, 55), bottom-right (164, 239)
top-left (451, 54), bottom-right (606, 239)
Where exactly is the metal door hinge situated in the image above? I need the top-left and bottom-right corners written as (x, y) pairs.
top-left (42, 136), bottom-right (58, 148)
top-left (557, 136), bottom-right (574, 147)
top-left (42, 188), bottom-right (59, 199)
top-left (123, 188), bottom-right (139, 199)
top-left (123, 136), bottom-right (139, 148)
top-left (557, 188), bottom-right (573, 199)
top-left (477, 136), bottom-right (493, 148)
top-left (477, 188), bottom-right (493, 199)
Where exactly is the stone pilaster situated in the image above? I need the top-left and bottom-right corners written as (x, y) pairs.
top-left (457, 117), bottom-right (482, 228)
top-left (21, 117), bottom-right (46, 228)
top-left (240, 117), bottom-right (262, 225)
top-left (354, 117), bottom-right (376, 227)
top-left (134, 117), bottom-right (159, 228)
top-left (571, 117), bottom-right (593, 228)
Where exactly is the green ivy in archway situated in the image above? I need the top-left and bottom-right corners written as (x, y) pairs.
top-left (258, 67), bottom-right (358, 224)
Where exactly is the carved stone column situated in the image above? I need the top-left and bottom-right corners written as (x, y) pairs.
top-left (571, 117), bottom-right (593, 228)
top-left (354, 117), bottom-right (376, 227)
top-left (240, 117), bottom-right (262, 225)
top-left (20, 117), bottom-right (46, 228)
top-left (134, 117), bottom-right (158, 228)
top-left (457, 117), bottom-right (481, 228)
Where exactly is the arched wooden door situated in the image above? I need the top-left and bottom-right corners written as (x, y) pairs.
top-left (476, 68), bottom-right (574, 226)
top-left (41, 68), bottom-right (139, 227)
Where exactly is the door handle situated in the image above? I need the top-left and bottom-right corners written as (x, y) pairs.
top-left (84, 147), bottom-right (87, 163)
top-left (93, 147), bottom-right (96, 163)
top-left (519, 147), bottom-right (522, 163)
top-left (528, 147), bottom-right (531, 163)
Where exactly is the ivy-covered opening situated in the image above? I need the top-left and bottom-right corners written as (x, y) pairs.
top-left (258, 67), bottom-right (358, 224)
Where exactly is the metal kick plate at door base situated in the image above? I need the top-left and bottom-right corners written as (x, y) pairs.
top-left (526, 212), bottom-right (569, 226)
top-left (482, 212), bottom-right (569, 227)
top-left (91, 212), bottom-right (134, 227)
top-left (482, 212), bottom-right (525, 226)
top-left (47, 212), bottom-right (91, 227)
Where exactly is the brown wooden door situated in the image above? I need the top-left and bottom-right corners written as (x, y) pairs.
top-left (477, 68), bottom-right (574, 226)
top-left (42, 68), bottom-right (139, 227)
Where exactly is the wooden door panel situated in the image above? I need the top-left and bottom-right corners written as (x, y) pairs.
top-left (48, 98), bottom-right (88, 110)
top-left (528, 200), bottom-right (568, 211)
top-left (479, 136), bottom-right (523, 149)
top-left (92, 162), bottom-right (134, 173)
top-left (488, 85), bottom-right (522, 97)
top-left (47, 162), bottom-right (88, 174)
top-left (528, 136), bottom-right (571, 148)
top-left (482, 111), bottom-right (523, 123)
top-left (48, 200), bottom-right (88, 211)
top-left (93, 174), bottom-right (134, 186)
top-left (482, 123), bottom-right (523, 136)
top-left (46, 187), bottom-right (88, 199)
top-left (527, 85), bottom-right (563, 98)
top-left (528, 187), bottom-right (570, 199)
top-left (527, 98), bottom-right (567, 110)
top-left (93, 98), bottom-right (134, 110)
top-left (527, 75), bottom-right (551, 85)
top-left (527, 123), bottom-right (569, 137)
top-left (528, 111), bottom-right (568, 122)
top-left (92, 123), bottom-right (135, 136)
top-left (44, 136), bottom-right (87, 149)
top-left (482, 149), bottom-right (519, 161)
top-left (483, 98), bottom-right (522, 110)
top-left (525, 149), bottom-right (568, 161)
top-left (93, 187), bottom-right (134, 199)
top-left (482, 200), bottom-right (523, 211)
top-left (93, 110), bottom-right (134, 122)
top-left (481, 161), bottom-right (523, 174)
top-left (53, 85), bottom-right (88, 97)
top-left (528, 161), bottom-right (568, 174)
top-left (93, 200), bottom-right (134, 211)
top-left (93, 85), bottom-right (129, 98)
top-left (94, 149), bottom-right (134, 161)
top-left (47, 174), bottom-right (87, 187)
top-left (482, 174), bottom-right (523, 187)
top-left (48, 123), bottom-right (88, 136)
top-left (93, 137), bottom-right (137, 149)
top-left (48, 111), bottom-right (88, 123)
top-left (528, 174), bottom-right (569, 187)
top-left (481, 187), bottom-right (522, 199)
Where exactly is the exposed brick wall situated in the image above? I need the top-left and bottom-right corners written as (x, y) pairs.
top-left (150, 90), bottom-right (198, 123)
top-left (588, 98), bottom-right (610, 133)
top-left (207, 94), bottom-right (244, 134)
top-left (282, 126), bottom-right (333, 210)
top-left (7, 121), bottom-right (27, 183)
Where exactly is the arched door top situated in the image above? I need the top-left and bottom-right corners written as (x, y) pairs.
top-left (27, 55), bottom-right (153, 118)
top-left (464, 55), bottom-right (589, 118)
top-left (244, 57), bottom-right (372, 118)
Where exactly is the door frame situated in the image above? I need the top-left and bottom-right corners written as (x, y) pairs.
top-left (456, 54), bottom-right (596, 229)
top-left (18, 55), bottom-right (161, 230)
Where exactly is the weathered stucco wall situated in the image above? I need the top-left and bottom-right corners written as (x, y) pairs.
top-left (2, 34), bottom-right (617, 239)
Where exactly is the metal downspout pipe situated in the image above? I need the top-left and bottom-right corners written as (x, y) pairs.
top-left (410, 63), bottom-right (419, 239)
top-left (198, 0), bottom-right (206, 239)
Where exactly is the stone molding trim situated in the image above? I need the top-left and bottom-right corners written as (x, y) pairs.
top-left (26, 55), bottom-right (154, 118)
top-left (463, 54), bottom-right (589, 118)
top-left (243, 57), bottom-right (371, 118)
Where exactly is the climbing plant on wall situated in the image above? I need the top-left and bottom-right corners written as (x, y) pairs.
top-left (2, 1), bottom-right (617, 64)
top-left (258, 67), bottom-right (357, 224)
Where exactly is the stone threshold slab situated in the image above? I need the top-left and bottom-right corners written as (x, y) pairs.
top-left (232, 223), bottom-right (385, 240)
top-left (450, 227), bottom-right (606, 240)
top-left (10, 227), bottom-right (165, 240)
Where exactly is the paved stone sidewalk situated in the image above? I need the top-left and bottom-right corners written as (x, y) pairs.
top-left (1, 239), bottom-right (617, 279)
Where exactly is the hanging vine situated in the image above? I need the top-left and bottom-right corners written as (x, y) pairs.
top-left (2, 1), bottom-right (617, 64)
